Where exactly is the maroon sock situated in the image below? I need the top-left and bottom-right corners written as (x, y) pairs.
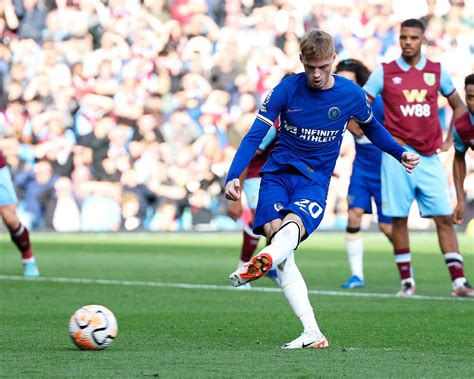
top-left (394, 248), bottom-right (412, 280)
top-left (240, 225), bottom-right (260, 262)
top-left (443, 252), bottom-right (465, 281)
top-left (10, 224), bottom-right (33, 260)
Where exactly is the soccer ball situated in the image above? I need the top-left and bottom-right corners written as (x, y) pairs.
top-left (69, 305), bottom-right (118, 350)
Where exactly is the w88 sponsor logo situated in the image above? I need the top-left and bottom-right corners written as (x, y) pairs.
top-left (400, 103), bottom-right (431, 117)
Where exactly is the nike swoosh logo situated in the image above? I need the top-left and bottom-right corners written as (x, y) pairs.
top-left (287, 109), bottom-right (303, 113)
top-left (302, 341), bottom-right (316, 348)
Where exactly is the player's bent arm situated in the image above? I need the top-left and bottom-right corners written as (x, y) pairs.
top-left (439, 92), bottom-right (467, 152)
top-left (347, 119), bottom-right (364, 138)
top-left (453, 149), bottom-right (467, 197)
top-left (359, 117), bottom-right (419, 173)
top-left (452, 149), bottom-right (467, 224)
top-left (441, 64), bottom-right (466, 122)
top-left (438, 65), bottom-right (465, 151)
top-left (359, 116), bottom-right (405, 162)
top-left (447, 92), bottom-right (467, 130)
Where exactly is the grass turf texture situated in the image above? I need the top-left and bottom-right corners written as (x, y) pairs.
top-left (0, 232), bottom-right (472, 378)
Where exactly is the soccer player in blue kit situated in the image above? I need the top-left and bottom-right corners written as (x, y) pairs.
top-left (225, 29), bottom-right (419, 349)
top-left (335, 59), bottom-right (393, 289)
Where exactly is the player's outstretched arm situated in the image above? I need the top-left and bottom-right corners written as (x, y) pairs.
top-left (358, 113), bottom-right (419, 174)
top-left (227, 168), bottom-right (248, 217)
top-left (436, 91), bottom-right (467, 154)
top-left (225, 179), bottom-right (241, 201)
top-left (401, 151), bottom-right (420, 174)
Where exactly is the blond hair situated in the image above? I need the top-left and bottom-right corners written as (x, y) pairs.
top-left (300, 29), bottom-right (335, 60)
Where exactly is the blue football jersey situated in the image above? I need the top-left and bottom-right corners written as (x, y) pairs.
top-left (353, 95), bottom-right (384, 173)
top-left (227, 73), bottom-right (405, 191)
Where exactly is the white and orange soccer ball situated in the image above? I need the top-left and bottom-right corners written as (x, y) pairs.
top-left (69, 305), bottom-right (118, 350)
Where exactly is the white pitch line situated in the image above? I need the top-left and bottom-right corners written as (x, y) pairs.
top-left (0, 275), bottom-right (470, 302)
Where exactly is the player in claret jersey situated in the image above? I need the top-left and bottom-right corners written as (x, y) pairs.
top-left (364, 19), bottom-right (473, 297)
top-left (0, 150), bottom-right (39, 277)
top-left (452, 74), bottom-right (474, 226)
top-left (225, 29), bottom-right (419, 349)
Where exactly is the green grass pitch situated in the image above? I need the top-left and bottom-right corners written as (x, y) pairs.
top-left (0, 232), bottom-right (472, 378)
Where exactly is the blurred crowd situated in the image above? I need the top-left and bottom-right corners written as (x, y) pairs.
top-left (0, 0), bottom-right (473, 232)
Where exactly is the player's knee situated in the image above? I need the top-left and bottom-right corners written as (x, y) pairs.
top-left (263, 220), bottom-right (282, 240)
top-left (270, 221), bottom-right (301, 250)
top-left (378, 223), bottom-right (392, 237)
top-left (434, 215), bottom-right (454, 228)
top-left (349, 205), bottom-right (364, 215)
top-left (392, 217), bottom-right (408, 228)
top-left (0, 207), bottom-right (20, 230)
top-left (346, 226), bottom-right (361, 234)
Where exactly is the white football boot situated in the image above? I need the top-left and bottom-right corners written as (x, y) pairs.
top-left (396, 278), bottom-right (416, 297)
top-left (451, 278), bottom-right (474, 298)
top-left (281, 332), bottom-right (329, 350)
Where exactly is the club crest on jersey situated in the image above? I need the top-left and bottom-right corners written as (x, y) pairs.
top-left (392, 76), bottom-right (402, 84)
top-left (423, 73), bottom-right (436, 86)
top-left (263, 90), bottom-right (273, 105)
top-left (273, 202), bottom-right (284, 212)
top-left (328, 107), bottom-right (341, 120)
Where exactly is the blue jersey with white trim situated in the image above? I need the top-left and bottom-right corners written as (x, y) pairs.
top-left (226, 73), bottom-right (405, 191)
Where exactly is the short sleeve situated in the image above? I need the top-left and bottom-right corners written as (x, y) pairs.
top-left (352, 85), bottom-right (373, 124)
top-left (363, 65), bottom-right (384, 100)
top-left (256, 82), bottom-right (287, 128)
top-left (439, 65), bottom-right (456, 97)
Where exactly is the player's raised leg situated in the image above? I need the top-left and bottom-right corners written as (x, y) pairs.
top-left (229, 218), bottom-right (300, 287)
top-left (233, 222), bottom-right (261, 289)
